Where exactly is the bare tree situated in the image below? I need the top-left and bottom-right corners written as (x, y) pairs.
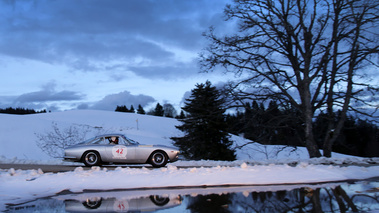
top-left (200, 0), bottom-right (379, 157)
top-left (35, 122), bottom-right (106, 158)
top-left (163, 103), bottom-right (178, 118)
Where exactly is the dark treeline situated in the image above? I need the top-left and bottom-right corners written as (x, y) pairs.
top-left (226, 101), bottom-right (378, 157)
top-left (115, 105), bottom-right (136, 113)
top-left (0, 107), bottom-right (47, 115)
top-left (115, 103), bottom-right (185, 119)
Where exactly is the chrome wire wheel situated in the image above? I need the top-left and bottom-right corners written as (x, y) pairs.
top-left (150, 151), bottom-right (167, 168)
top-left (83, 151), bottom-right (100, 167)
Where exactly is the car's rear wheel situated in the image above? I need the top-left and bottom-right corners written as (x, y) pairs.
top-left (83, 151), bottom-right (101, 167)
top-left (149, 151), bottom-right (168, 168)
top-left (82, 197), bottom-right (102, 209)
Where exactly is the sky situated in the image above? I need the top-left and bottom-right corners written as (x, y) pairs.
top-left (0, 0), bottom-right (235, 112)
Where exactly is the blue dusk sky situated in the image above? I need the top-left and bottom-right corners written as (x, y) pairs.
top-left (0, 0), bottom-right (235, 112)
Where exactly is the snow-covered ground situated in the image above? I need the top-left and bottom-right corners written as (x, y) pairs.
top-left (1, 163), bottom-right (378, 211)
top-left (0, 110), bottom-right (378, 211)
top-left (0, 109), bottom-right (371, 163)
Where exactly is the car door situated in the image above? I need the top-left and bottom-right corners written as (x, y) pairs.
top-left (104, 137), bottom-right (136, 163)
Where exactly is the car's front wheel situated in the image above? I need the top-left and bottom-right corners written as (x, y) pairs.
top-left (150, 195), bottom-right (170, 206)
top-left (83, 151), bottom-right (101, 167)
top-left (149, 151), bottom-right (168, 168)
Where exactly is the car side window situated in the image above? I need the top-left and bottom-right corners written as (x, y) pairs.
top-left (106, 136), bottom-right (121, 145)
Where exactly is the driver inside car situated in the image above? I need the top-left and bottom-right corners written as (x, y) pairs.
top-left (108, 136), bottom-right (119, 144)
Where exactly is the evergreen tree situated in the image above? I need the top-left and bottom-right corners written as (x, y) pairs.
top-left (153, 103), bottom-right (164, 117)
top-left (116, 105), bottom-right (135, 113)
top-left (115, 105), bottom-right (128, 112)
top-left (242, 101), bottom-right (265, 142)
top-left (129, 105), bottom-right (135, 113)
top-left (171, 81), bottom-right (235, 161)
top-left (137, 104), bottom-right (146, 114)
top-left (176, 110), bottom-right (186, 119)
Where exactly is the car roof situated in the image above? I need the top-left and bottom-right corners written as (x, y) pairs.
top-left (95, 133), bottom-right (126, 138)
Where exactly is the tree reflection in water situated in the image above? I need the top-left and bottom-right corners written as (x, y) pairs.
top-left (187, 194), bottom-right (232, 213)
top-left (4, 180), bottom-right (378, 212)
top-left (185, 182), bottom-right (378, 212)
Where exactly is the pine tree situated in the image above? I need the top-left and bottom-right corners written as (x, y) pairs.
top-left (137, 104), bottom-right (145, 114)
top-left (176, 110), bottom-right (186, 119)
top-left (153, 103), bottom-right (164, 117)
top-left (129, 105), bottom-right (135, 113)
top-left (171, 81), bottom-right (235, 161)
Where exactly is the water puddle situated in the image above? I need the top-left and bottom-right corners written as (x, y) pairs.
top-left (4, 179), bottom-right (379, 212)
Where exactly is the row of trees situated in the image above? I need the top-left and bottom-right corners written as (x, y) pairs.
top-left (0, 107), bottom-right (47, 115)
top-left (115, 104), bottom-right (145, 114)
top-left (226, 101), bottom-right (378, 157)
top-left (115, 103), bottom-right (184, 118)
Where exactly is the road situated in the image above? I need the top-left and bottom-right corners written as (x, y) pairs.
top-left (1, 161), bottom-right (377, 173)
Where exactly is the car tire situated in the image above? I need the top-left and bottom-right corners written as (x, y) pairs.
top-left (83, 151), bottom-right (101, 167)
top-left (82, 197), bottom-right (102, 209)
top-left (149, 151), bottom-right (168, 168)
top-left (150, 195), bottom-right (170, 206)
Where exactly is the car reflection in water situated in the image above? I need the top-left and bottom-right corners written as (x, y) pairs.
top-left (64, 194), bottom-right (182, 212)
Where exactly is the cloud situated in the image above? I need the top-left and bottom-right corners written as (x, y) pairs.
top-left (0, 0), bottom-right (229, 78)
top-left (15, 90), bottom-right (82, 103)
top-left (13, 82), bottom-right (83, 104)
top-left (0, 81), bottom-right (84, 111)
top-left (128, 60), bottom-right (199, 79)
top-left (89, 91), bottom-right (156, 111)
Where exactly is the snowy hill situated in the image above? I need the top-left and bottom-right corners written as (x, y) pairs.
top-left (0, 109), bottom-right (361, 164)
top-left (1, 110), bottom-right (378, 212)
top-left (0, 110), bottom-right (182, 162)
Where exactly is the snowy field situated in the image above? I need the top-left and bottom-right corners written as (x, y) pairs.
top-left (0, 109), bottom-right (375, 164)
top-left (0, 110), bottom-right (378, 210)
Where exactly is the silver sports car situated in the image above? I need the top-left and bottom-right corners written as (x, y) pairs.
top-left (63, 133), bottom-right (180, 167)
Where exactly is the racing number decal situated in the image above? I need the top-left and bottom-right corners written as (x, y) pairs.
top-left (112, 145), bottom-right (127, 159)
top-left (113, 200), bottom-right (129, 212)
top-left (116, 148), bottom-right (124, 154)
